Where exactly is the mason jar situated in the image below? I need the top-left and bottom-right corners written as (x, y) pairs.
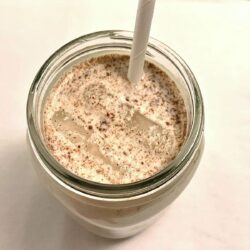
top-left (26, 30), bottom-right (204, 239)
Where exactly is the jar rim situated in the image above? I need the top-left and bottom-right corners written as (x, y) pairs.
top-left (27, 30), bottom-right (204, 198)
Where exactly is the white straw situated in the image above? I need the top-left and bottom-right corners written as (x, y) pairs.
top-left (128, 0), bottom-right (156, 84)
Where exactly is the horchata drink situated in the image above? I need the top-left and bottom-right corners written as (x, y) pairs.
top-left (27, 31), bottom-right (204, 238)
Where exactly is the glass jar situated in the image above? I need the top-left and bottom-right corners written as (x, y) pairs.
top-left (26, 30), bottom-right (204, 239)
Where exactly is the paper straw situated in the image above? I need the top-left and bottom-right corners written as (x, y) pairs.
top-left (128, 0), bottom-right (156, 84)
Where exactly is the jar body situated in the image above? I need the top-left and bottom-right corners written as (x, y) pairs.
top-left (27, 134), bottom-right (204, 238)
top-left (26, 31), bottom-right (204, 239)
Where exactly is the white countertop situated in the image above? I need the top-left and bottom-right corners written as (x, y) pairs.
top-left (0, 1), bottom-right (250, 249)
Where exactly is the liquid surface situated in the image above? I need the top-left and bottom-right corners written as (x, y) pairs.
top-left (43, 55), bottom-right (187, 184)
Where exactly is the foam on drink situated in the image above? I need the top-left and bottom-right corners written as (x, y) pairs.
top-left (43, 55), bottom-right (187, 184)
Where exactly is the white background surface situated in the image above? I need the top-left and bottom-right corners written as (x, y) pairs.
top-left (0, 0), bottom-right (250, 249)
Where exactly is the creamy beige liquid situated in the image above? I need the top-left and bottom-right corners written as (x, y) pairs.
top-left (43, 55), bottom-right (187, 184)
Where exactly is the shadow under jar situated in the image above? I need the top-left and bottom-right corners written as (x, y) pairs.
top-left (26, 30), bottom-right (204, 239)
